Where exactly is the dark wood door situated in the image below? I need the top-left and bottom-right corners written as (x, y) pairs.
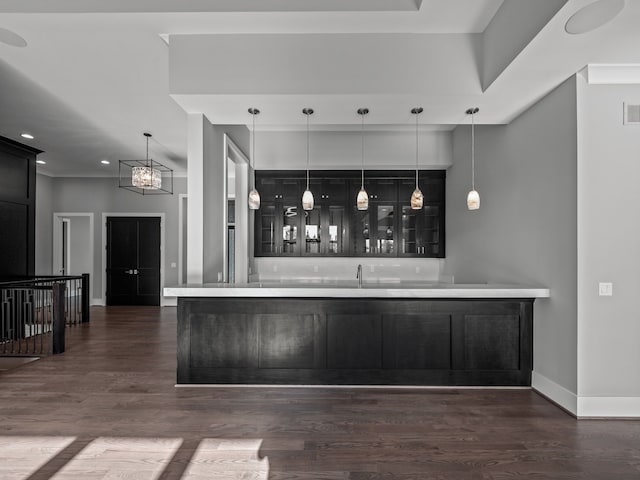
top-left (106, 216), bottom-right (160, 306)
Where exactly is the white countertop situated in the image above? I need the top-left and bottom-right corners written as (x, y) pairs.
top-left (164, 282), bottom-right (550, 299)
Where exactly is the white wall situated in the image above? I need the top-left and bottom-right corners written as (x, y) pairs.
top-left (576, 77), bottom-right (640, 416)
top-left (253, 257), bottom-right (442, 283)
top-left (35, 173), bottom-right (53, 275)
top-left (254, 129), bottom-right (452, 171)
top-left (445, 76), bottom-right (578, 411)
top-left (203, 124), bottom-right (249, 283)
top-left (49, 176), bottom-right (186, 301)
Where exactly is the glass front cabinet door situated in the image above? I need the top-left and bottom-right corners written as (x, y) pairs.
top-left (255, 171), bottom-right (444, 258)
top-left (255, 177), bottom-right (302, 256)
top-left (398, 172), bottom-right (445, 258)
top-left (350, 178), bottom-right (397, 256)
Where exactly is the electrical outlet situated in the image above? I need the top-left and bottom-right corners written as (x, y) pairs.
top-left (313, 265), bottom-right (319, 272)
top-left (598, 282), bottom-right (613, 296)
top-left (170, 262), bottom-right (177, 268)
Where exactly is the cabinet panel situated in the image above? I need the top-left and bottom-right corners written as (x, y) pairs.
top-left (0, 201), bottom-right (29, 278)
top-left (303, 207), bottom-right (322, 255)
top-left (352, 208), bottom-right (373, 255)
top-left (375, 204), bottom-right (396, 255)
top-left (281, 202), bottom-right (300, 255)
top-left (382, 314), bottom-right (451, 369)
top-left (327, 314), bottom-right (382, 369)
top-left (256, 203), bottom-right (277, 255)
top-left (258, 314), bottom-right (325, 368)
top-left (463, 315), bottom-right (520, 370)
top-left (326, 205), bottom-right (347, 254)
top-left (190, 314), bottom-right (257, 368)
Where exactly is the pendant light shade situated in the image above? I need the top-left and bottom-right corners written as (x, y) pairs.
top-left (302, 108), bottom-right (315, 211)
top-left (410, 107), bottom-right (424, 210)
top-left (467, 189), bottom-right (480, 210)
top-left (357, 108), bottom-right (369, 211)
top-left (466, 107), bottom-right (480, 210)
top-left (248, 108), bottom-right (260, 210)
top-left (302, 189), bottom-right (314, 210)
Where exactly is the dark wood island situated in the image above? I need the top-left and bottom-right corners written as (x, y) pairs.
top-left (167, 283), bottom-right (549, 387)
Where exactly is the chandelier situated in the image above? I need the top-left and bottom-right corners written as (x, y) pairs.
top-left (119, 132), bottom-right (173, 195)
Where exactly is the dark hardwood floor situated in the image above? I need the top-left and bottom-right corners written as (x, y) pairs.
top-left (1, 306), bottom-right (639, 479)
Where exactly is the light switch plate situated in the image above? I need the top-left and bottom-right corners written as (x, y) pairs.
top-left (599, 282), bottom-right (613, 296)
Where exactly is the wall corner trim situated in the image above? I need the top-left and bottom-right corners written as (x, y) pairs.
top-left (532, 371), bottom-right (578, 416)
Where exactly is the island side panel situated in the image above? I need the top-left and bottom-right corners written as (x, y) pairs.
top-left (176, 297), bottom-right (535, 386)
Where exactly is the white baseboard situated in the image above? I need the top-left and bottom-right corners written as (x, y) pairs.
top-left (91, 297), bottom-right (104, 306)
top-left (577, 396), bottom-right (640, 418)
top-left (532, 371), bottom-right (578, 416)
top-left (162, 297), bottom-right (177, 307)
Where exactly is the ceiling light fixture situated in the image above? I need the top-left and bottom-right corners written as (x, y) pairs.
top-left (302, 108), bottom-right (315, 211)
top-left (356, 108), bottom-right (369, 211)
top-left (0, 28), bottom-right (27, 48)
top-left (36, 160), bottom-right (46, 165)
top-left (410, 107), bottom-right (424, 210)
top-left (565, 0), bottom-right (625, 35)
top-left (118, 132), bottom-right (173, 195)
top-left (248, 108), bottom-right (261, 210)
top-left (466, 107), bottom-right (480, 210)
top-left (21, 133), bottom-right (34, 140)
top-left (101, 160), bottom-right (110, 165)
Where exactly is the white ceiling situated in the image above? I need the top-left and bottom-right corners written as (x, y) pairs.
top-left (0, 0), bottom-right (639, 176)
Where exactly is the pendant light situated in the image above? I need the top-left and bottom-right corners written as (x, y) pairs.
top-left (410, 107), bottom-right (424, 209)
top-left (118, 132), bottom-right (173, 195)
top-left (132, 133), bottom-right (161, 190)
top-left (356, 108), bottom-right (369, 211)
top-left (302, 108), bottom-right (314, 211)
top-left (248, 108), bottom-right (261, 210)
top-left (466, 107), bottom-right (480, 210)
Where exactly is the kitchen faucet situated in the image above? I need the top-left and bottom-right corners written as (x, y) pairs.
top-left (356, 264), bottom-right (363, 288)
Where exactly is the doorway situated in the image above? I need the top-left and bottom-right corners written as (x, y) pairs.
top-left (106, 216), bottom-right (161, 306)
top-left (53, 212), bottom-right (94, 298)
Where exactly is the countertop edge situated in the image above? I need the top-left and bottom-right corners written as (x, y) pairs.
top-left (164, 285), bottom-right (551, 299)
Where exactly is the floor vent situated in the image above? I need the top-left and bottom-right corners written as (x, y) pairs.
top-left (623, 103), bottom-right (640, 124)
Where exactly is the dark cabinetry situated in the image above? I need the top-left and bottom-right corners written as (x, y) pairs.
top-left (0, 136), bottom-right (42, 281)
top-left (178, 297), bottom-right (534, 386)
top-left (254, 170), bottom-right (445, 258)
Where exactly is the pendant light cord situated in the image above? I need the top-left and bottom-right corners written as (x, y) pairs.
top-left (415, 112), bottom-right (419, 189)
top-left (306, 111), bottom-right (310, 190)
top-left (471, 110), bottom-right (475, 191)
top-left (146, 135), bottom-right (149, 167)
top-left (360, 112), bottom-right (365, 189)
top-left (251, 110), bottom-right (256, 189)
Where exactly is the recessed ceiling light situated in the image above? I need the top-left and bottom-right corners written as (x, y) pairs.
top-left (21, 133), bottom-right (34, 139)
top-left (565, 0), bottom-right (625, 35)
top-left (36, 160), bottom-right (46, 165)
top-left (101, 160), bottom-right (111, 165)
top-left (0, 28), bottom-right (27, 48)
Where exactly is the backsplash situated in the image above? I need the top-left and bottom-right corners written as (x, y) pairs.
top-left (251, 257), bottom-right (447, 283)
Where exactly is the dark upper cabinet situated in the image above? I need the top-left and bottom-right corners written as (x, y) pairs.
top-left (350, 178), bottom-right (397, 257)
top-left (397, 171), bottom-right (446, 258)
top-left (0, 136), bottom-right (42, 280)
top-left (255, 176), bottom-right (303, 256)
top-left (302, 178), bottom-right (350, 256)
top-left (255, 170), bottom-right (445, 258)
